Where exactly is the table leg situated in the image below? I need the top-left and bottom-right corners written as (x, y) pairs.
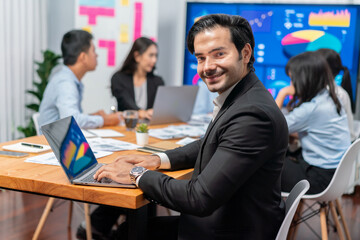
top-left (127, 205), bottom-right (148, 240)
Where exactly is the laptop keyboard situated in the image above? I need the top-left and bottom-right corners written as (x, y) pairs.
top-left (82, 174), bottom-right (113, 183)
top-left (82, 174), bottom-right (98, 183)
top-left (79, 164), bottom-right (114, 184)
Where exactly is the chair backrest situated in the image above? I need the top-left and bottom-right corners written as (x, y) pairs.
top-left (311, 138), bottom-right (360, 201)
top-left (275, 180), bottom-right (310, 240)
top-left (32, 112), bottom-right (40, 136)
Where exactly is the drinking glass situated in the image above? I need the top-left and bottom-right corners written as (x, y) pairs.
top-left (123, 110), bottom-right (138, 131)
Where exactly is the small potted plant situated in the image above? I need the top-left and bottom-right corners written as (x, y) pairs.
top-left (136, 123), bottom-right (149, 146)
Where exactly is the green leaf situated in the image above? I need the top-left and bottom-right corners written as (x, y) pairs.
top-left (18, 49), bottom-right (61, 136)
top-left (26, 103), bottom-right (39, 112)
top-left (26, 90), bottom-right (41, 101)
top-left (17, 119), bottom-right (36, 137)
top-left (136, 123), bottom-right (149, 133)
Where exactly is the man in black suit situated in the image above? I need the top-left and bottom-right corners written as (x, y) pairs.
top-left (95, 14), bottom-right (288, 240)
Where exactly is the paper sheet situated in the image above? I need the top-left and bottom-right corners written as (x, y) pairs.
top-left (82, 129), bottom-right (124, 138)
top-left (25, 151), bottom-right (113, 166)
top-left (87, 138), bottom-right (140, 151)
top-left (176, 137), bottom-right (198, 146)
top-left (149, 125), bottom-right (207, 140)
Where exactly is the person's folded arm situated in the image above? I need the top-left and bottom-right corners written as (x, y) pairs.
top-left (275, 85), bottom-right (295, 109)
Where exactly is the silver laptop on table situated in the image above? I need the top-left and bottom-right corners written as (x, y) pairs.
top-left (149, 86), bottom-right (199, 125)
top-left (41, 116), bottom-right (135, 188)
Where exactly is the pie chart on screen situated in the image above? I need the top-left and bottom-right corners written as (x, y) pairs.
top-left (281, 30), bottom-right (342, 57)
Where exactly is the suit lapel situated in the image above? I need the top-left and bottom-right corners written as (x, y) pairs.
top-left (196, 71), bottom-right (259, 173)
top-left (201, 71), bottom-right (258, 143)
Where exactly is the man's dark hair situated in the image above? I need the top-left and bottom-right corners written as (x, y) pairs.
top-left (61, 30), bottom-right (93, 66)
top-left (187, 14), bottom-right (255, 70)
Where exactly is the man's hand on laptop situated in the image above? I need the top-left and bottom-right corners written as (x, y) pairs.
top-left (115, 154), bottom-right (161, 170)
top-left (93, 159), bottom-right (134, 184)
top-left (94, 155), bottom-right (160, 184)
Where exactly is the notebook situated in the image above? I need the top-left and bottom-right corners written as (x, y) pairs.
top-left (41, 116), bottom-right (135, 188)
top-left (149, 86), bottom-right (199, 125)
top-left (137, 141), bottom-right (182, 154)
top-left (2, 142), bottom-right (51, 153)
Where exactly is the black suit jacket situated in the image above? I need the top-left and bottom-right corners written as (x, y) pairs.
top-left (110, 72), bottom-right (164, 111)
top-left (139, 71), bottom-right (289, 240)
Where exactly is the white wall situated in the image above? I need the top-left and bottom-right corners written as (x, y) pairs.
top-left (47, 0), bottom-right (75, 54)
top-left (157, 0), bottom-right (187, 86)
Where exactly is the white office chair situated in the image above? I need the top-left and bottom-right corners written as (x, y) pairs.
top-left (32, 112), bottom-right (41, 136)
top-left (282, 138), bottom-right (360, 240)
top-left (275, 180), bottom-right (310, 240)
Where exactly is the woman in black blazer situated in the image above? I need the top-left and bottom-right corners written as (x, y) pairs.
top-left (111, 37), bottom-right (164, 119)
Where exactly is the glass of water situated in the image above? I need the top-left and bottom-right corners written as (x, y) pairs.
top-left (123, 110), bottom-right (138, 131)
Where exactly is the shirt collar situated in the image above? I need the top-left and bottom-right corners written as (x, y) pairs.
top-left (213, 80), bottom-right (240, 109)
top-left (63, 65), bottom-right (83, 89)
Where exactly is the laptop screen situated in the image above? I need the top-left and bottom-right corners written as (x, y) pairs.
top-left (41, 116), bottom-right (98, 181)
top-left (150, 86), bottom-right (199, 125)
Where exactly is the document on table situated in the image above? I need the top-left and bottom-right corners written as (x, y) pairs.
top-left (82, 129), bottom-right (124, 138)
top-left (25, 151), bottom-right (113, 166)
top-left (176, 137), bottom-right (198, 145)
top-left (87, 138), bottom-right (140, 152)
top-left (149, 125), bottom-right (207, 140)
top-left (188, 113), bottom-right (213, 126)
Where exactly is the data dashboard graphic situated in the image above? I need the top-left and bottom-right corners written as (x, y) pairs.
top-left (60, 117), bottom-right (97, 177)
top-left (184, 3), bottom-right (360, 105)
top-left (281, 30), bottom-right (342, 57)
top-left (309, 9), bottom-right (351, 27)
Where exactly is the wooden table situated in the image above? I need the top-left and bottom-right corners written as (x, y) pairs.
top-left (0, 125), bottom-right (193, 239)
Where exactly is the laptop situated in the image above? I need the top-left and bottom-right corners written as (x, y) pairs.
top-left (149, 86), bottom-right (199, 125)
top-left (41, 116), bottom-right (136, 188)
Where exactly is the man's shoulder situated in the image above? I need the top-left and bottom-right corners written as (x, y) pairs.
top-left (49, 69), bottom-right (77, 86)
top-left (229, 81), bottom-right (286, 124)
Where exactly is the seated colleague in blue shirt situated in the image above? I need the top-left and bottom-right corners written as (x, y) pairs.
top-left (111, 37), bottom-right (164, 120)
top-left (276, 51), bottom-right (351, 194)
top-left (192, 79), bottom-right (218, 115)
top-left (94, 14), bottom-right (288, 240)
top-left (316, 48), bottom-right (356, 141)
top-left (39, 30), bottom-right (120, 129)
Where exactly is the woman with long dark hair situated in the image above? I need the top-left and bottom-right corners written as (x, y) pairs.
top-left (276, 51), bottom-right (351, 194)
top-left (111, 37), bottom-right (164, 119)
top-left (316, 48), bottom-right (356, 140)
top-left (316, 48), bottom-right (354, 110)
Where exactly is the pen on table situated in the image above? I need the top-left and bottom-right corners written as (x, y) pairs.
top-left (21, 142), bottom-right (43, 149)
